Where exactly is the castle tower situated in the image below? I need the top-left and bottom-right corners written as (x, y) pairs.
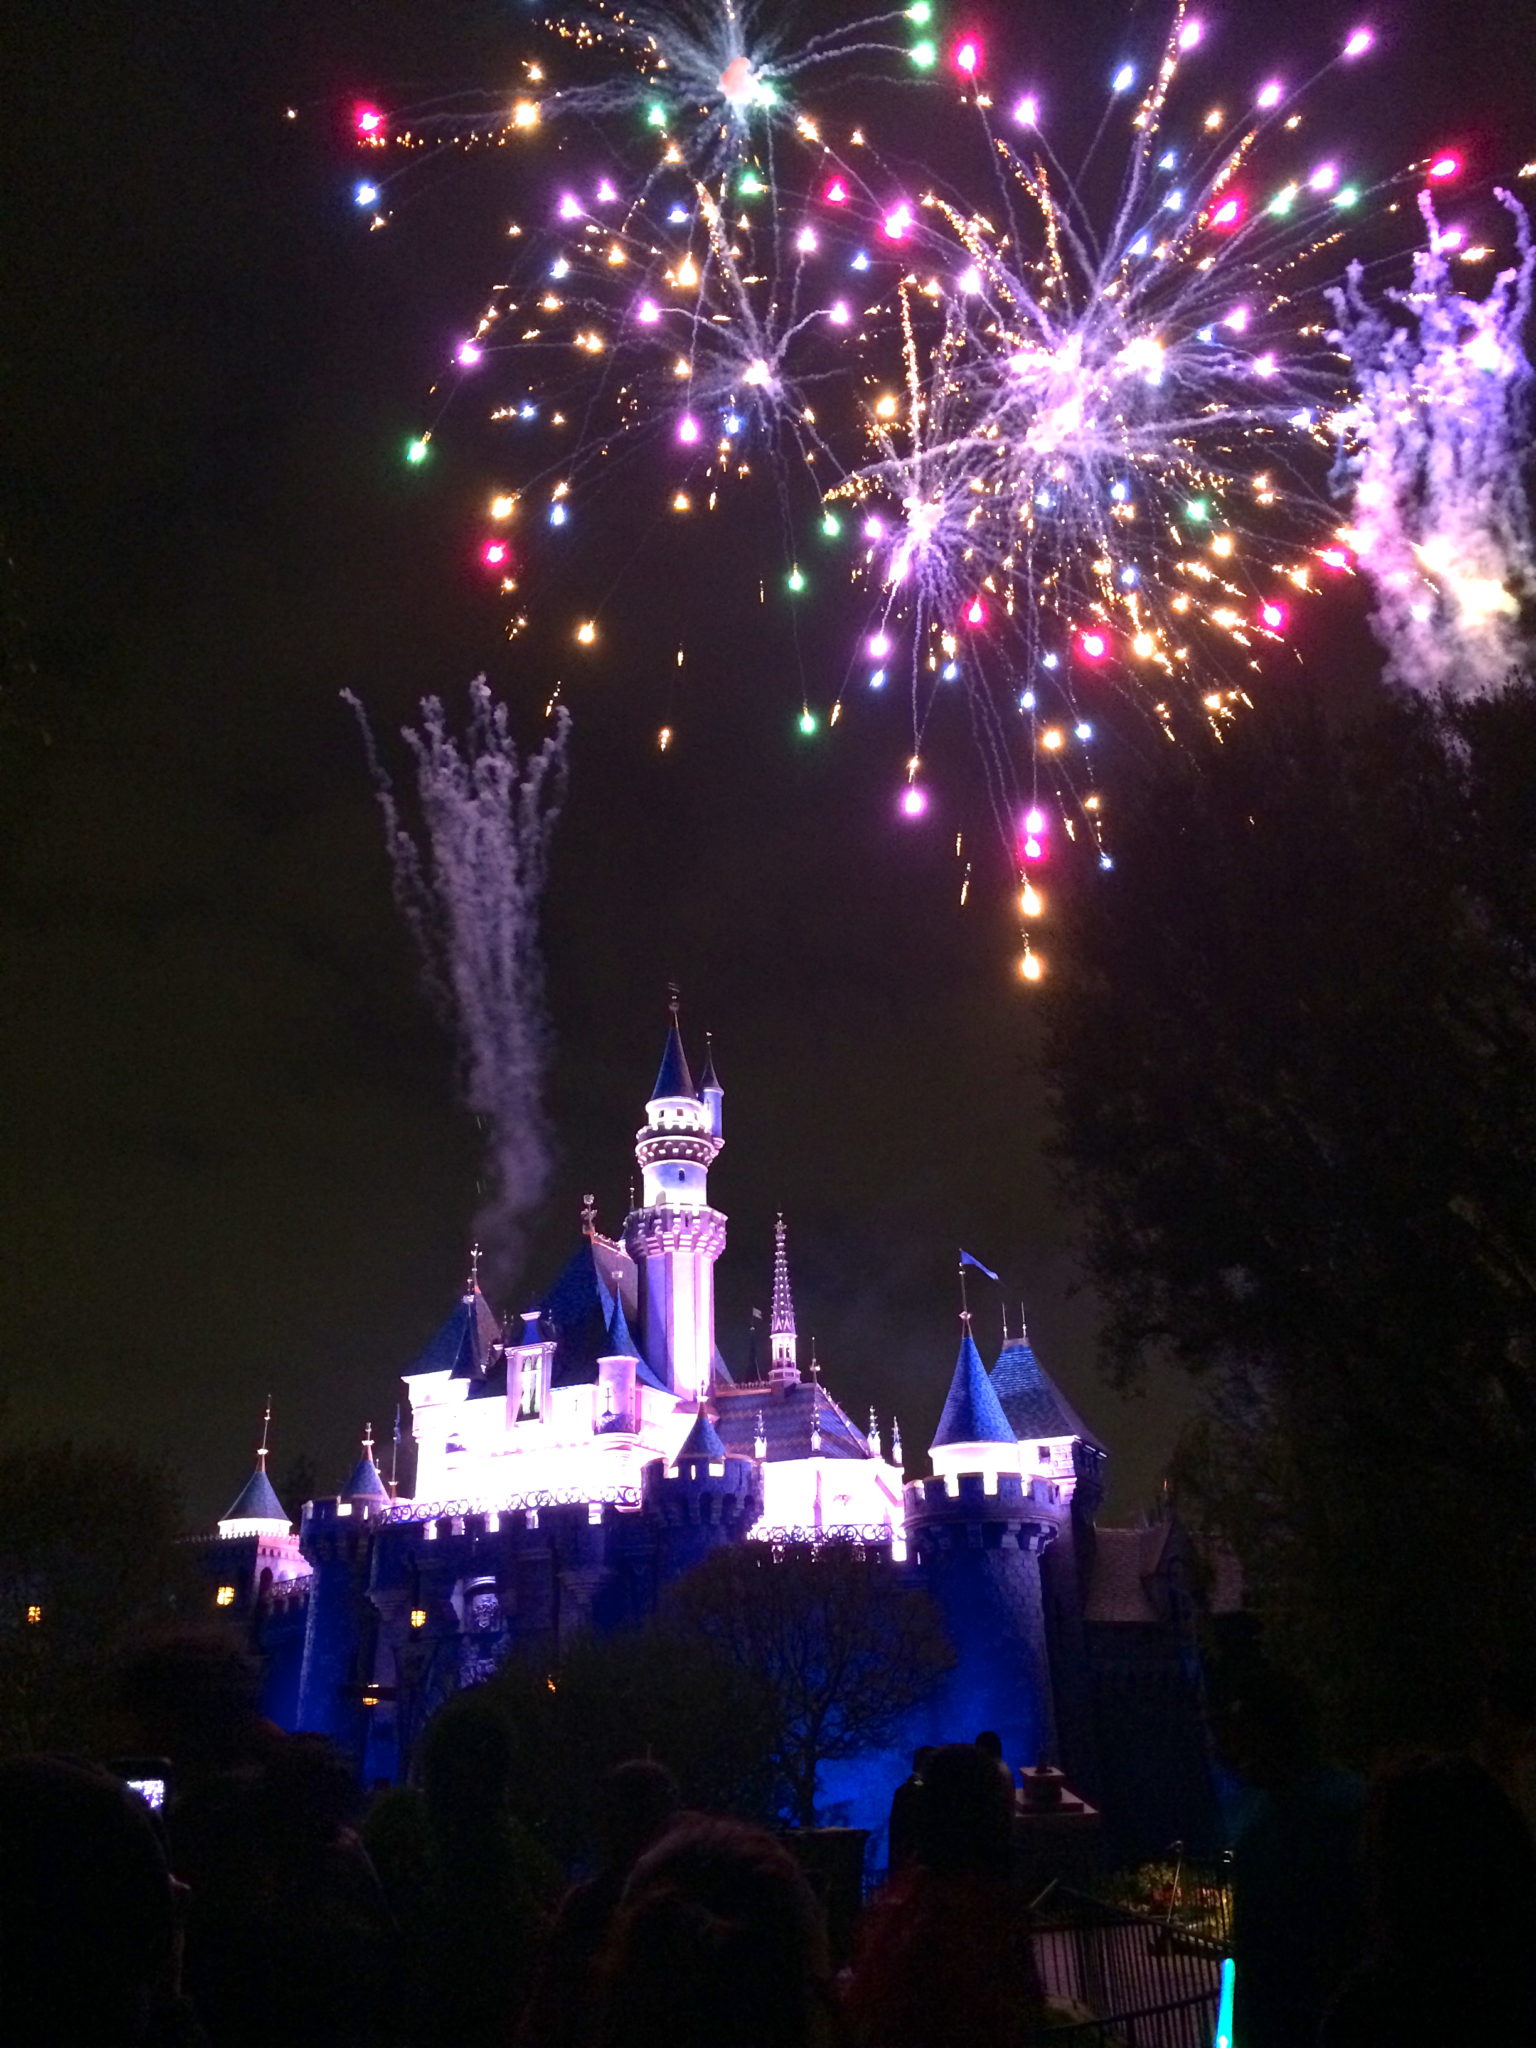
top-left (623, 996), bottom-right (726, 1403)
top-left (768, 1214), bottom-right (800, 1388)
top-left (904, 1321), bottom-right (1062, 1769)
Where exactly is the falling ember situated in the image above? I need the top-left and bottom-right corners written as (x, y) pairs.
top-left (901, 784), bottom-right (929, 817)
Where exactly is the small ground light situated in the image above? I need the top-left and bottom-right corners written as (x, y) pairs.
top-left (215, 1586), bottom-right (236, 1608)
top-left (410, 1608), bottom-right (427, 1629)
top-left (26, 1604), bottom-right (43, 1624)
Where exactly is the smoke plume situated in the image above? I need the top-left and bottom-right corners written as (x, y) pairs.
top-left (346, 679), bottom-right (571, 1287)
top-left (1330, 190), bottom-right (1535, 701)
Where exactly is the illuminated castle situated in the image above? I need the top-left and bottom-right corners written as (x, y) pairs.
top-left (202, 1004), bottom-right (1227, 1855)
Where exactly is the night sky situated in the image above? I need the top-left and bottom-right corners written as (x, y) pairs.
top-left (4, 0), bottom-right (1524, 1522)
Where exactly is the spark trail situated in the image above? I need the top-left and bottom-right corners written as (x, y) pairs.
top-left (346, 680), bottom-right (571, 1283)
top-left (1331, 191), bottom-right (1535, 701)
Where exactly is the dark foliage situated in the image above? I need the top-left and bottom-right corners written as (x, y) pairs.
top-left (664, 1541), bottom-right (954, 1824)
top-left (0, 1433), bottom-right (196, 1754)
top-left (1038, 672), bottom-right (1536, 1752)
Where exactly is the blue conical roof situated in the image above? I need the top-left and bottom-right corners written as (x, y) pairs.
top-left (676, 1409), bottom-right (727, 1462)
top-left (698, 1036), bottom-right (722, 1094)
top-left (223, 1464), bottom-right (289, 1525)
top-left (605, 1291), bottom-right (642, 1360)
top-left (408, 1287), bottom-right (500, 1380)
top-left (651, 1020), bottom-right (695, 1101)
top-left (343, 1452), bottom-right (390, 1504)
top-left (931, 1327), bottom-right (1016, 1449)
top-left (992, 1337), bottom-right (1103, 1448)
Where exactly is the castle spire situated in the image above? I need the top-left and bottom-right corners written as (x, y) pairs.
top-left (467, 1242), bottom-right (481, 1294)
top-left (650, 983), bottom-right (695, 1103)
top-left (699, 1030), bottom-right (723, 1139)
top-left (257, 1396), bottom-right (272, 1472)
top-left (768, 1214), bottom-right (800, 1387)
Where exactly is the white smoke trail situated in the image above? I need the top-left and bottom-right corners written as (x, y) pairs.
top-left (1329, 191), bottom-right (1535, 701)
top-left (345, 679), bottom-right (571, 1286)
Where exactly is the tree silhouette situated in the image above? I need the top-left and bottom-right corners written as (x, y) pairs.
top-left (1039, 671), bottom-right (1536, 1749)
top-left (665, 1541), bottom-right (953, 1825)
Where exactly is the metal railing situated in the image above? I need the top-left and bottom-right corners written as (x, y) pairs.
top-left (1027, 1888), bottom-right (1223, 2048)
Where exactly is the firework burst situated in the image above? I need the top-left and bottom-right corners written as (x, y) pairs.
top-left (344, 2), bottom-right (1528, 974)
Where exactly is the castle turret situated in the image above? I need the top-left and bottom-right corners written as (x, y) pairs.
top-left (343, 1426), bottom-right (392, 1507)
top-left (218, 1457), bottom-right (290, 1540)
top-left (928, 1321), bottom-right (1020, 1486)
top-left (642, 1406), bottom-right (763, 1576)
top-left (768, 1214), bottom-right (800, 1388)
top-left (906, 1317), bottom-right (1062, 1769)
top-left (991, 1321), bottom-right (1103, 1503)
top-left (623, 994), bottom-right (726, 1403)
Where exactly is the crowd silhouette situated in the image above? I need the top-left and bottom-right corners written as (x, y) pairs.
top-left (5, 1634), bottom-right (1536, 2047)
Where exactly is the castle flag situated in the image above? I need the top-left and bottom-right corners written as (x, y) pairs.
top-left (959, 1249), bottom-right (1000, 1283)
